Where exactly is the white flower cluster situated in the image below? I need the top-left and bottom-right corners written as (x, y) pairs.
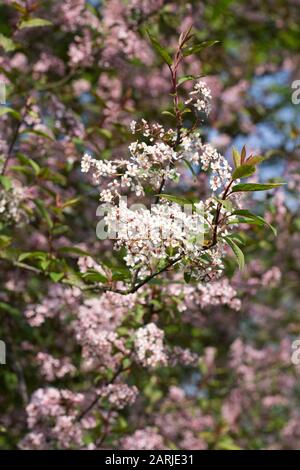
top-left (130, 119), bottom-right (166, 138)
top-left (181, 134), bottom-right (232, 191)
top-left (0, 183), bottom-right (28, 225)
top-left (185, 80), bottom-right (212, 115)
top-left (81, 78), bottom-right (236, 280)
top-left (134, 323), bottom-right (168, 368)
top-left (82, 84), bottom-right (230, 201)
top-left (200, 143), bottom-right (232, 191)
top-left (81, 138), bottom-right (179, 202)
top-left (104, 199), bottom-right (205, 273)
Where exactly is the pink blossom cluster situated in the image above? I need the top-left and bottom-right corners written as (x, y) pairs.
top-left (101, 0), bottom-right (153, 66)
top-left (22, 387), bottom-right (86, 449)
top-left (134, 323), bottom-right (168, 368)
top-left (68, 31), bottom-right (93, 68)
top-left (170, 346), bottom-right (199, 367)
top-left (120, 427), bottom-right (165, 450)
top-left (152, 390), bottom-right (215, 450)
top-left (165, 277), bottom-right (241, 317)
top-left (36, 353), bottom-right (76, 382)
top-left (75, 292), bottom-right (136, 370)
top-left (98, 383), bottom-right (138, 410)
top-left (197, 278), bottom-right (241, 310)
top-left (24, 285), bottom-right (81, 327)
top-left (77, 256), bottom-right (106, 275)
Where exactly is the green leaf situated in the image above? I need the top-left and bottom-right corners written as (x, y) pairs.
top-left (231, 183), bottom-right (284, 193)
top-left (184, 272), bottom-right (191, 283)
top-left (0, 106), bottom-right (21, 120)
top-left (19, 18), bottom-right (53, 29)
top-left (227, 233), bottom-right (245, 245)
top-left (232, 148), bottom-right (241, 168)
top-left (214, 197), bottom-right (233, 211)
top-left (226, 217), bottom-right (243, 225)
top-left (294, 218), bottom-right (300, 231)
top-left (0, 301), bottom-right (20, 317)
top-left (61, 197), bottom-right (81, 209)
top-left (224, 236), bottom-right (245, 270)
top-left (38, 167), bottom-right (67, 186)
top-left (181, 108), bottom-right (193, 116)
top-left (82, 270), bottom-right (107, 283)
top-left (9, 165), bottom-right (36, 177)
top-left (17, 154), bottom-right (41, 175)
top-left (18, 251), bottom-right (48, 262)
top-left (28, 158), bottom-right (40, 175)
top-left (217, 437), bottom-right (242, 450)
top-left (156, 194), bottom-right (193, 206)
top-left (96, 128), bottom-right (112, 139)
top-left (241, 145), bottom-right (246, 164)
top-left (0, 175), bottom-right (12, 191)
top-left (233, 210), bottom-right (277, 235)
top-left (49, 272), bottom-right (64, 283)
top-left (232, 164), bottom-right (256, 180)
top-left (147, 31), bottom-right (173, 65)
top-left (0, 34), bottom-right (18, 52)
top-left (182, 40), bottom-right (219, 56)
top-left (33, 199), bottom-right (53, 228)
top-left (246, 155), bottom-right (265, 166)
top-left (39, 259), bottom-right (50, 270)
top-left (20, 128), bottom-right (54, 141)
top-left (161, 110), bottom-right (176, 117)
top-left (110, 267), bottom-right (131, 281)
top-left (178, 75), bottom-right (196, 85)
top-left (51, 224), bottom-right (69, 235)
top-left (0, 235), bottom-right (12, 248)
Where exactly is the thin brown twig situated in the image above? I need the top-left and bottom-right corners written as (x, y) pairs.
top-left (154, 25), bottom-right (193, 203)
top-left (76, 362), bottom-right (132, 422)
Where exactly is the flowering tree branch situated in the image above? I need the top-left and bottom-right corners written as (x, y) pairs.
top-left (0, 3), bottom-right (287, 450)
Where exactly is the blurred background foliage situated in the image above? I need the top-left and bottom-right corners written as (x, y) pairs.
top-left (0, 0), bottom-right (300, 450)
